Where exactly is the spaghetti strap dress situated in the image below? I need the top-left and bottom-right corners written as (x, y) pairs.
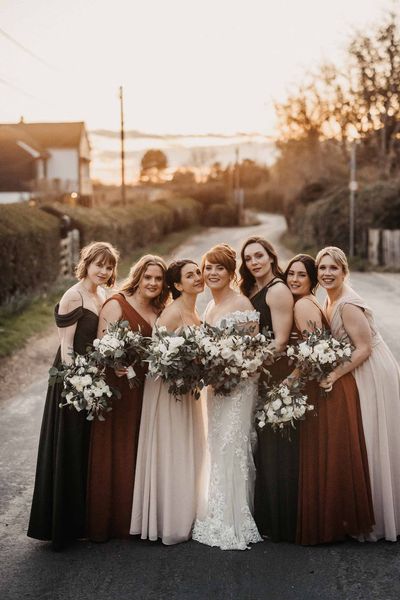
top-left (296, 298), bottom-right (374, 545)
top-left (250, 278), bottom-right (300, 542)
top-left (27, 302), bottom-right (97, 549)
top-left (329, 292), bottom-right (400, 542)
top-left (130, 318), bottom-right (206, 545)
top-left (87, 293), bottom-right (152, 541)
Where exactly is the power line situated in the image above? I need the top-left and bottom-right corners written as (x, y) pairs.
top-left (0, 27), bottom-right (56, 70)
top-left (0, 75), bottom-right (40, 100)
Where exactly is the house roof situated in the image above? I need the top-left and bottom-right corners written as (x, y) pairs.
top-left (2, 121), bottom-right (86, 149)
top-left (0, 125), bottom-right (48, 158)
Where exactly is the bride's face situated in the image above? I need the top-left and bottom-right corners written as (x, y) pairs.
top-left (203, 260), bottom-right (231, 291)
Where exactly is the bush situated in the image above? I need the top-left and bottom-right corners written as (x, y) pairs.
top-left (289, 180), bottom-right (400, 256)
top-left (0, 204), bottom-right (60, 305)
top-left (202, 203), bottom-right (237, 227)
top-left (244, 188), bottom-right (285, 213)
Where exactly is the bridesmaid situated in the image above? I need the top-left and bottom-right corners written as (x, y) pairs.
top-left (284, 254), bottom-right (374, 545)
top-left (317, 246), bottom-right (400, 542)
top-left (87, 254), bottom-right (168, 542)
top-left (28, 241), bottom-right (119, 550)
top-left (239, 236), bottom-right (298, 542)
top-left (130, 259), bottom-right (206, 545)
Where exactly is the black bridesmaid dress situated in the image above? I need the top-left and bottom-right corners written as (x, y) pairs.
top-left (27, 302), bottom-right (98, 549)
top-left (251, 278), bottom-right (299, 542)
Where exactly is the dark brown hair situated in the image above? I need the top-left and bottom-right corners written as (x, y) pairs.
top-left (166, 259), bottom-right (198, 299)
top-left (239, 237), bottom-right (283, 297)
top-left (284, 254), bottom-right (318, 294)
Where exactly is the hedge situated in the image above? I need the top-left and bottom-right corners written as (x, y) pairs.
top-left (0, 204), bottom-right (60, 305)
top-left (289, 180), bottom-right (400, 256)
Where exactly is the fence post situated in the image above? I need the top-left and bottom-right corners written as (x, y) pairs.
top-left (368, 229), bottom-right (381, 266)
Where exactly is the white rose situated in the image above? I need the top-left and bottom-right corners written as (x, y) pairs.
top-left (299, 342), bottom-right (312, 358)
top-left (287, 346), bottom-right (295, 357)
top-left (344, 347), bottom-right (352, 357)
top-left (272, 399), bottom-right (282, 411)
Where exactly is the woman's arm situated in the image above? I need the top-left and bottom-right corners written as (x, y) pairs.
top-left (97, 299), bottom-right (122, 338)
top-left (268, 284), bottom-right (294, 353)
top-left (58, 289), bottom-right (82, 364)
top-left (320, 303), bottom-right (372, 389)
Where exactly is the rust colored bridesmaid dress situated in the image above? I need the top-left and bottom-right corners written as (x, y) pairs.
top-left (86, 293), bottom-right (152, 541)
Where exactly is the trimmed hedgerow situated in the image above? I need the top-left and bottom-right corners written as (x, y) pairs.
top-left (0, 204), bottom-right (60, 305)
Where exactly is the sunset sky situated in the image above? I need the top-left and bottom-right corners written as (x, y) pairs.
top-left (0, 0), bottom-right (392, 137)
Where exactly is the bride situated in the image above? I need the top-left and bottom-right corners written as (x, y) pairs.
top-left (192, 244), bottom-right (262, 550)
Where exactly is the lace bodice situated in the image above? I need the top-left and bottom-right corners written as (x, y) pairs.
top-left (214, 309), bottom-right (260, 328)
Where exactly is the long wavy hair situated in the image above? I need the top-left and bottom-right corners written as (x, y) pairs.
top-left (166, 259), bottom-right (198, 299)
top-left (239, 236), bottom-right (283, 297)
top-left (284, 254), bottom-right (318, 294)
top-left (119, 254), bottom-right (169, 311)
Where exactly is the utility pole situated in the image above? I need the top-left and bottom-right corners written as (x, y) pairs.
top-left (119, 85), bottom-right (126, 205)
top-left (349, 141), bottom-right (358, 258)
top-left (234, 147), bottom-right (244, 225)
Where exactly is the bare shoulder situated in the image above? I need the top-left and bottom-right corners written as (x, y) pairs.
top-left (100, 298), bottom-right (122, 319)
top-left (158, 301), bottom-right (181, 330)
top-left (58, 285), bottom-right (82, 314)
top-left (267, 281), bottom-right (293, 306)
top-left (294, 297), bottom-right (321, 320)
top-left (231, 293), bottom-right (254, 312)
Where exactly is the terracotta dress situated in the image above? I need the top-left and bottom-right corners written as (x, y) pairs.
top-left (28, 302), bottom-right (97, 549)
top-left (329, 292), bottom-right (400, 542)
top-left (296, 298), bottom-right (374, 545)
top-left (87, 293), bottom-right (152, 541)
top-left (251, 278), bottom-right (300, 542)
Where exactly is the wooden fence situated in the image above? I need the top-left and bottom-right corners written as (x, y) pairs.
top-left (60, 229), bottom-right (80, 277)
top-left (368, 229), bottom-right (400, 268)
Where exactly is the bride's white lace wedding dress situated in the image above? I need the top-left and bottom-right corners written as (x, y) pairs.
top-left (192, 310), bottom-right (263, 550)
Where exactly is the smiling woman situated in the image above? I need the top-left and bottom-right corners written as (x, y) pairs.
top-left (87, 254), bottom-right (168, 542)
top-left (130, 258), bottom-right (206, 545)
top-left (27, 241), bottom-right (119, 551)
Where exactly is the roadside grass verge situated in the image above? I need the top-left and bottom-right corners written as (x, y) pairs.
top-left (0, 226), bottom-right (203, 360)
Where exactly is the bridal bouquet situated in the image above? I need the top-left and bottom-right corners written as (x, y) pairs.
top-left (255, 378), bottom-right (313, 434)
top-left (49, 354), bottom-right (120, 420)
top-left (286, 324), bottom-right (352, 384)
top-left (91, 320), bottom-right (150, 387)
top-left (199, 322), bottom-right (273, 397)
top-left (146, 325), bottom-right (204, 399)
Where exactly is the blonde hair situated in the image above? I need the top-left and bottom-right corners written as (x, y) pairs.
top-left (119, 254), bottom-right (169, 311)
top-left (201, 243), bottom-right (237, 283)
top-left (75, 241), bottom-right (119, 287)
top-left (315, 246), bottom-right (349, 276)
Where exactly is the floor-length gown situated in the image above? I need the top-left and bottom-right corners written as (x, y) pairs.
top-left (328, 291), bottom-right (400, 542)
top-left (28, 302), bottom-right (97, 549)
top-left (192, 310), bottom-right (262, 550)
top-left (296, 298), bottom-right (374, 545)
top-left (87, 293), bottom-right (152, 541)
top-left (250, 279), bottom-right (299, 542)
top-left (130, 326), bottom-right (206, 545)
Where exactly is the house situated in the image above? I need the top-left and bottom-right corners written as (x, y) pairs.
top-left (0, 119), bottom-right (92, 203)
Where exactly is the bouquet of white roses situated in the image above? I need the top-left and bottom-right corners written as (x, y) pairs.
top-left (255, 378), bottom-right (313, 434)
top-left (286, 323), bottom-right (352, 384)
top-left (199, 321), bottom-right (273, 397)
top-left (49, 354), bottom-right (121, 420)
top-left (146, 325), bottom-right (204, 399)
top-left (91, 320), bottom-right (150, 387)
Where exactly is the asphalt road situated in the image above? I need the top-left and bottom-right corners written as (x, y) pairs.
top-left (1, 214), bottom-right (400, 600)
